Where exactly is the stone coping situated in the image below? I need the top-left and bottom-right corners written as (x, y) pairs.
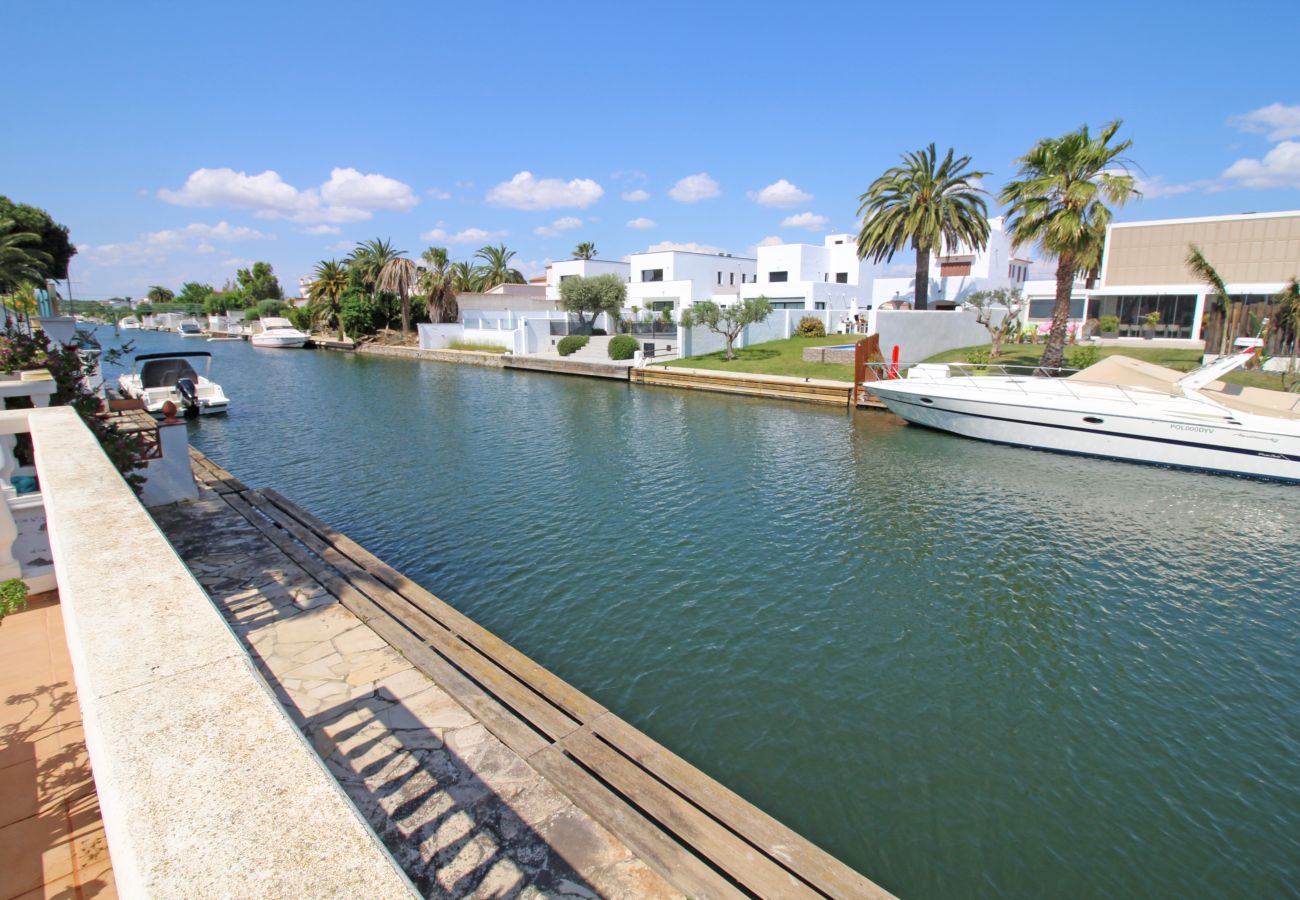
top-left (648, 365), bottom-right (853, 389)
top-left (28, 406), bottom-right (416, 898)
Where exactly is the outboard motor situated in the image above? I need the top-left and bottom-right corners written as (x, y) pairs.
top-left (175, 377), bottom-right (200, 417)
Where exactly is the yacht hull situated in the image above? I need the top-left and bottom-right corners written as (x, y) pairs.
top-left (870, 385), bottom-right (1300, 483)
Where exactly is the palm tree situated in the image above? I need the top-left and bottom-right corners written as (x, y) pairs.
top-left (307, 259), bottom-right (349, 340)
top-left (573, 241), bottom-right (597, 260)
top-left (450, 261), bottom-right (484, 293)
top-left (419, 247), bottom-right (458, 323)
top-left (346, 238), bottom-right (401, 292)
top-left (856, 144), bottom-right (990, 312)
top-left (1272, 278), bottom-right (1300, 390)
top-left (146, 285), bottom-right (175, 305)
top-left (1185, 245), bottom-right (1237, 356)
top-left (1001, 121), bottom-right (1139, 371)
top-left (475, 243), bottom-right (525, 290)
top-left (0, 220), bottom-right (52, 293)
top-left (378, 255), bottom-right (418, 339)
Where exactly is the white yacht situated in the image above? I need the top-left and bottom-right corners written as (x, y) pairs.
top-left (178, 321), bottom-right (204, 338)
top-left (865, 343), bottom-right (1300, 483)
top-left (119, 316), bottom-right (141, 330)
top-left (250, 316), bottom-right (309, 349)
top-left (118, 351), bottom-right (230, 417)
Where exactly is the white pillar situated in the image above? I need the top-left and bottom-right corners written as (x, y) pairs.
top-left (1190, 292), bottom-right (1207, 342)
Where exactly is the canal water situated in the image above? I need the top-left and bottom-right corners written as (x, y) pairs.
top-left (107, 330), bottom-right (1298, 898)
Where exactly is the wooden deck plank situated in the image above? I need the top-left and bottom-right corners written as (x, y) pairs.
top-left (258, 487), bottom-right (607, 725)
top-left (560, 727), bottom-right (824, 900)
top-left (528, 745), bottom-right (747, 900)
top-left (241, 490), bottom-right (584, 744)
top-left (590, 713), bottom-right (890, 899)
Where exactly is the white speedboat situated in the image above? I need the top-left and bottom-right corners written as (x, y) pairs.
top-left (865, 344), bottom-right (1300, 482)
top-left (250, 316), bottom-right (309, 349)
top-left (119, 316), bottom-right (141, 330)
top-left (118, 351), bottom-right (230, 417)
top-left (178, 321), bottom-right (204, 338)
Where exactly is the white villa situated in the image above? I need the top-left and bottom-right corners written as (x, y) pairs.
top-left (624, 249), bottom-right (756, 314)
top-left (544, 259), bottom-right (632, 301)
top-left (739, 234), bottom-right (884, 313)
top-left (871, 216), bottom-right (1032, 308)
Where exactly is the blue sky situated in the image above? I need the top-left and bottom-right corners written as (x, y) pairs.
top-left (7, 0), bottom-right (1300, 299)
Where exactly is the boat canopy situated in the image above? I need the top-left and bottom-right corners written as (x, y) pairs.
top-left (135, 351), bottom-right (212, 361)
top-left (140, 358), bottom-right (200, 389)
top-left (1068, 356), bottom-right (1182, 393)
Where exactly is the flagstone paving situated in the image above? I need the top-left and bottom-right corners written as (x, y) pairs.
top-left (152, 492), bottom-right (681, 899)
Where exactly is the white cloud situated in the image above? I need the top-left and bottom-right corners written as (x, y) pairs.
top-left (302, 224), bottom-right (341, 235)
top-left (645, 240), bottom-right (724, 254)
top-left (668, 173), bottom-right (720, 203)
top-left (1222, 140), bottom-right (1300, 189)
top-left (1134, 176), bottom-right (1197, 199)
top-left (420, 225), bottom-right (508, 244)
top-left (426, 187), bottom-right (452, 200)
top-left (626, 217), bottom-right (656, 230)
top-left (158, 166), bottom-right (418, 223)
top-left (1229, 103), bottom-right (1300, 141)
top-left (330, 240), bottom-right (353, 251)
top-left (514, 258), bottom-right (548, 279)
top-left (485, 171), bottom-right (604, 210)
top-left (622, 189), bottom-right (650, 202)
top-left (80, 221), bottom-right (273, 267)
top-left (758, 235), bottom-right (783, 247)
top-left (221, 257), bottom-right (252, 268)
top-left (195, 243), bottom-right (216, 254)
top-left (781, 211), bottom-right (830, 231)
top-left (749, 179), bottom-right (812, 208)
top-left (533, 216), bottom-right (584, 238)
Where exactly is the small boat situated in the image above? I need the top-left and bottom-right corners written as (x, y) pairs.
top-left (250, 316), bottom-right (309, 349)
top-left (118, 351), bottom-right (230, 417)
top-left (178, 321), bottom-right (205, 338)
top-left (206, 334), bottom-right (241, 342)
top-left (119, 316), bottom-right (141, 330)
top-left (865, 341), bottom-right (1300, 482)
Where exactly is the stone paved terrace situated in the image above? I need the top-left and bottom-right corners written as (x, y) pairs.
top-left (152, 486), bottom-right (681, 899)
top-left (0, 592), bottom-right (116, 900)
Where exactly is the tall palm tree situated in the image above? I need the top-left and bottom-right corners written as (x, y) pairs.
top-left (347, 238), bottom-right (402, 292)
top-left (450, 261), bottom-right (484, 293)
top-left (1001, 121), bottom-right (1139, 371)
top-left (377, 255), bottom-right (418, 339)
top-left (308, 259), bottom-right (349, 340)
top-left (0, 220), bottom-right (51, 293)
top-left (146, 285), bottom-right (175, 305)
top-left (856, 144), bottom-right (990, 312)
top-left (573, 241), bottom-right (597, 260)
top-left (1274, 278), bottom-right (1300, 390)
top-left (475, 243), bottom-right (525, 290)
top-left (419, 247), bottom-right (458, 323)
top-left (1185, 245), bottom-right (1237, 356)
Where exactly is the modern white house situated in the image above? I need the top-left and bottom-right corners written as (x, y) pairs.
top-left (739, 234), bottom-right (885, 313)
top-left (871, 216), bottom-right (1032, 308)
top-left (544, 259), bottom-right (632, 301)
top-left (624, 249), bottom-right (756, 313)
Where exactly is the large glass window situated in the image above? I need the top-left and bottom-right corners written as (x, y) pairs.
top-left (641, 269), bottom-right (664, 282)
top-left (769, 271), bottom-right (788, 282)
top-left (1089, 294), bottom-right (1199, 336)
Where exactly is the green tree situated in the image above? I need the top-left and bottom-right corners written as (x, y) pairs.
top-left (378, 254), bottom-right (418, 338)
top-left (146, 285), bottom-right (175, 305)
top-left (419, 247), bottom-right (458, 324)
top-left (475, 243), bottom-right (525, 289)
top-left (308, 259), bottom-right (350, 339)
top-left (679, 297), bottom-right (774, 361)
top-left (1000, 121), bottom-right (1139, 372)
top-left (573, 241), bottom-right (597, 260)
top-left (0, 220), bottom-right (52, 293)
top-left (235, 261), bottom-right (283, 302)
top-left (450, 261), bottom-right (484, 293)
top-left (856, 144), bottom-right (989, 312)
top-left (1185, 245), bottom-right (1236, 356)
top-left (176, 281), bottom-right (215, 309)
top-left (0, 197), bottom-right (75, 281)
top-left (559, 273), bottom-right (626, 334)
top-left (339, 288), bottom-right (378, 337)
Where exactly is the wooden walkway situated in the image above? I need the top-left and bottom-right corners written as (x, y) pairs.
top-left (187, 448), bottom-right (892, 899)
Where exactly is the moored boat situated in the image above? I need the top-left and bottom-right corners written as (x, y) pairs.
top-left (250, 316), bottom-right (309, 349)
top-left (865, 343), bottom-right (1300, 482)
top-left (118, 351), bottom-right (230, 417)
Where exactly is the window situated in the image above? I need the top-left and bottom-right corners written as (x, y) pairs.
top-left (729, 272), bottom-right (734, 285)
top-left (559, 274), bottom-right (573, 283)
top-left (835, 272), bottom-right (848, 283)
top-left (641, 269), bottom-right (664, 282)
top-left (769, 271), bottom-right (788, 282)
top-left (717, 272), bottom-right (722, 285)
top-left (814, 302), bottom-right (826, 310)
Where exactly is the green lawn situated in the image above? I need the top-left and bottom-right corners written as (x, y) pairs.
top-left (923, 343), bottom-right (1291, 392)
top-left (660, 334), bottom-right (856, 381)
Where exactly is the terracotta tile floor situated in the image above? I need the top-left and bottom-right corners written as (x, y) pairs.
top-left (1, 593), bottom-right (116, 900)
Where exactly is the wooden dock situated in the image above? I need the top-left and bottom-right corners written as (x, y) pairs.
top-left (187, 448), bottom-right (892, 899)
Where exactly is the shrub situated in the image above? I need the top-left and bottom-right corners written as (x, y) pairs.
top-left (1066, 345), bottom-right (1102, 371)
top-left (1098, 315), bottom-right (1120, 333)
top-left (448, 340), bottom-right (508, 353)
top-left (255, 298), bottom-right (286, 320)
top-left (0, 578), bottom-right (27, 624)
top-left (339, 291), bottom-right (378, 337)
top-left (590, 327), bottom-right (607, 336)
top-left (608, 334), bottom-right (639, 360)
top-left (557, 334), bottom-right (590, 356)
top-left (964, 347), bottom-right (992, 366)
top-left (1145, 311), bottom-right (1161, 327)
top-left (286, 307), bottom-right (313, 333)
top-left (796, 316), bottom-right (826, 338)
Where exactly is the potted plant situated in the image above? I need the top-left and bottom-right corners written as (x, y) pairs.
top-left (1144, 310), bottom-right (1161, 339)
top-left (0, 578), bottom-right (28, 627)
top-left (1098, 315), bottom-right (1120, 339)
